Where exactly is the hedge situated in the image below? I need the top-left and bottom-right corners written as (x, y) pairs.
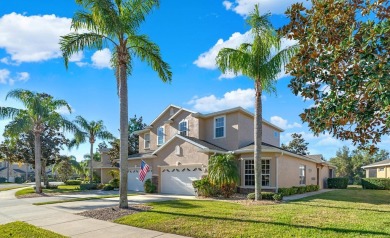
top-left (65, 180), bottom-right (82, 185)
top-left (328, 177), bottom-right (348, 189)
top-left (361, 178), bottom-right (390, 190)
top-left (80, 183), bottom-right (98, 190)
top-left (247, 192), bottom-right (283, 201)
top-left (278, 185), bottom-right (319, 196)
top-left (0, 177), bottom-right (6, 183)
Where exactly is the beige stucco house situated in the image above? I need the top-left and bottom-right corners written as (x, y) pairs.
top-left (0, 160), bottom-right (38, 182)
top-left (127, 105), bottom-right (335, 195)
top-left (362, 159), bottom-right (390, 178)
top-left (93, 148), bottom-right (119, 184)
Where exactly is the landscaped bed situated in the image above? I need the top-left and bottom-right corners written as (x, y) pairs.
top-left (0, 221), bottom-right (66, 238)
top-left (77, 205), bottom-right (151, 221)
top-left (114, 188), bottom-right (390, 238)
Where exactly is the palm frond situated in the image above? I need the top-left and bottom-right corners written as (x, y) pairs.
top-left (96, 130), bottom-right (115, 140)
top-left (0, 107), bottom-right (22, 120)
top-left (74, 116), bottom-right (91, 131)
top-left (121, 0), bottom-right (159, 33)
top-left (216, 47), bottom-right (251, 76)
top-left (128, 34), bottom-right (172, 82)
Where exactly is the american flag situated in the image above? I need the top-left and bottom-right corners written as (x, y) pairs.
top-left (139, 160), bottom-right (150, 182)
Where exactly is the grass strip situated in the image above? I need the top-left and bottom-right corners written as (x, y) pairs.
top-left (0, 221), bottom-right (66, 238)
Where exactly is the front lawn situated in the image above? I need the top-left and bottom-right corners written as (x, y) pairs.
top-left (0, 221), bottom-right (66, 238)
top-left (116, 189), bottom-right (390, 238)
top-left (15, 185), bottom-right (81, 197)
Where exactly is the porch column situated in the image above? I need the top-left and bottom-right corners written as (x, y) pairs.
top-left (275, 157), bottom-right (279, 193)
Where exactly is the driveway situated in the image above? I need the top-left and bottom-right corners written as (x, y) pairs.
top-left (0, 188), bottom-right (192, 237)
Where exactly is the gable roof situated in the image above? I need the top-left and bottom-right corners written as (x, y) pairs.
top-left (152, 134), bottom-right (228, 155)
top-left (362, 159), bottom-right (390, 169)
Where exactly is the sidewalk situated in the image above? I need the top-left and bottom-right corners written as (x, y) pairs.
top-left (282, 189), bottom-right (334, 201)
top-left (0, 188), bottom-right (190, 238)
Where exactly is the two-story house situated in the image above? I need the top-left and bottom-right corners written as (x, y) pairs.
top-left (128, 105), bottom-right (335, 195)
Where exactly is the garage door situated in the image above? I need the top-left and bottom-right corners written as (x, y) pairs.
top-left (161, 166), bottom-right (204, 195)
top-left (127, 169), bottom-right (152, 192)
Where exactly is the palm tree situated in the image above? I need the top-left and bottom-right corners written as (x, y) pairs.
top-left (0, 90), bottom-right (77, 193)
top-left (60, 0), bottom-right (172, 208)
top-left (208, 154), bottom-right (239, 198)
top-left (71, 116), bottom-right (114, 184)
top-left (216, 5), bottom-right (296, 200)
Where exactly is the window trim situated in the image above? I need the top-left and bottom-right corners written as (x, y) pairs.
top-left (378, 167), bottom-right (385, 172)
top-left (214, 115), bottom-right (226, 139)
top-left (299, 165), bottom-right (306, 185)
top-left (178, 119), bottom-right (189, 136)
top-left (241, 157), bottom-right (272, 188)
top-left (144, 133), bottom-right (150, 149)
top-left (157, 126), bottom-right (165, 146)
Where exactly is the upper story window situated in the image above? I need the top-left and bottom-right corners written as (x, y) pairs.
top-left (157, 126), bottom-right (165, 145)
top-left (274, 131), bottom-right (279, 138)
top-left (214, 116), bottom-right (225, 138)
top-left (179, 120), bottom-right (188, 136)
top-left (299, 165), bottom-right (306, 185)
top-left (144, 133), bottom-right (150, 149)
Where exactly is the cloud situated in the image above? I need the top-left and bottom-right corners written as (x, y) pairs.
top-left (222, 0), bottom-right (311, 16)
top-left (0, 13), bottom-right (72, 63)
top-left (69, 52), bottom-right (84, 63)
top-left (0, 69), bottom-right (30, 85)
top-left (188, 88), bottom-right (264, 113)
top-left (194, 31), bottom-right (252, 70)
top-left (91, 48), bottom-right (112, 69)
top-left (270, 116), bottom-right (302, 130)
top-left (194, 30), bottom-right (296, 80)
top-left (56, 105), bottom-right (74, 115)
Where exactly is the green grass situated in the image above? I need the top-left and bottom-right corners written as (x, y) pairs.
top-left (15, 185), bottom-right (81, 197)
top-left (33, 194), bottom-right (135, 205)
top-left (115, 189), bottom-right (390, 238)
top-left (0, 221), bottom-right (66, 238)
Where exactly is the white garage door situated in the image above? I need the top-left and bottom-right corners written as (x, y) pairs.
top-left (161, 166), bottom-right (204, 195)
top-left (127, 169), bottom-right (152, 192)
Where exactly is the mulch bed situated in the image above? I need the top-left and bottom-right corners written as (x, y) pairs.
top-left (77, 205), bottom-right (152, 221)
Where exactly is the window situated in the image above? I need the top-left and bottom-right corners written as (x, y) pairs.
top-left (274, 131), bottom-right (279, 138)
top-left (179, 120), bottom-right (188, 136)
top-left (299, 165), bottom-right (306, 185)
top-left (214, 116), bottom-right (225, 138)
top-left (144, 133), bottom-right (150, 149)
top-left (379, 167), bottom-right (385, 172)
top-left (244, 159), bottom-right (270, 186)
top-left (157, 126), bottom-right (164, 145)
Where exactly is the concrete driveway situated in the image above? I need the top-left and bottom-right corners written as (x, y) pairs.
top-left (0, 188), bottom-right (192, 237)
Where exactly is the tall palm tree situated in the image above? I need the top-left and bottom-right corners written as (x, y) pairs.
top-left (216, 5), bottom-right (296, 200)
top-left (60, 0), bottom-right (172, 208)
top-left (0, 90), bottom-right (77, 193)
top-left (71, 116), bottom-right (114, 184)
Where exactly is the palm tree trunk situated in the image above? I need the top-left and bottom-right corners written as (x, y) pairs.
top-left (42, 159), bottom-right (48, 187)
top-left (34, 132), bottom-right (42, 193)
top-left (90, 142), bottom-right (94, 184)
top-left (25, 163), bottom-right (28, 182)
top-left (119, 62), bottom-right (129, 209)
top-left (254, 80), bottom-right (262, 200)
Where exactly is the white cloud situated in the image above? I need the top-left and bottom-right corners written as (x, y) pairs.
top-left (194, 31), bottom-right (252, 70)
top-left (56, 105), bottom-right (74, 115)
top-left (218, 71), bottom-right (242, 80)
top-left (69, 52), bottom-right (84, 62)
top-left (223, 0), bottom-right (311, 16)
top-left (0, 13), bottom-right (72, 63)
top-left (188, 88), bottom-right (262, 113)
top-left (91, 48), bottom-right (112, 69)
top-left (0, 69), bottom-right (29, 85)
top-left (270, 116), bottom-right (302, 130)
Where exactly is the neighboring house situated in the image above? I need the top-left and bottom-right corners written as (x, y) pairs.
top-left (128, 105), bottom-right (336, 195)
top-left (93, 148), bottom-right (119, 184)
top-left (0, 160), bottom-right (35, 182)
top-left (362, 159), bottom-right (390, 178)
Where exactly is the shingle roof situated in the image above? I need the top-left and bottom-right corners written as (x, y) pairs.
top-left (362, 159), bottom-right (390, 168)
top-left (181, 136), bottom-right (228, 152)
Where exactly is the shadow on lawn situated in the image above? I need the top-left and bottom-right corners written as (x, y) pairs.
top-left (147, 210), bottom-right (390, 236)
top-left (291, 189), bottom-right (390, 205)
top-left (288, 202), bottom-right (390, 213)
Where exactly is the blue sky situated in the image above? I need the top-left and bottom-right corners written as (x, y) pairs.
top-left (0, 0), bottom-right (388, 161)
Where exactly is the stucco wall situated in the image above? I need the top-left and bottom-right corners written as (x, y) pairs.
top-left (99, 168), bottom-right (118, 184)
top-left (169, 110), bottom-right (200, 138)
top-left (262, 123), bottom-right (280, 147)
top-left (376, 166), bottom-right (389, 178)
top-left (237, 113), bottom-right (254, 148)
top-left (93, 152), bottom-right (114, 168)
top-left (277, 155), bottom-right (318, 188)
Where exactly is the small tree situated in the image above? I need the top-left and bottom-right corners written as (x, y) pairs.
top-left (208, 154), bottom-right (239, 198)
top-left (53, 156), bottom-right (79, 182)
top-left (281, 133), bottom-right (309, 155)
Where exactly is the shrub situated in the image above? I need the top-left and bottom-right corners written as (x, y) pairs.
top-left (306, 185), bottom-right (319, 192)
top-left (109, 178), bottom-right (120, 188)
top-left (328, 177), bottom-right (348, 189)
top-left (361, 178), bottom-right (390, 190)
top-left (0, 177), bottom-right (6, 183)
top-left (45, 184), bottom-right (58, 189)
top-left (80, 183), bottom-right (98, 190)
top-left (65, 180), bottom-right (82, 185)
top-left (193, 177), bottom-right (219, 197)
top-left (103, 184), bottom-right (114, 191)
top-left (15, 177), bottom-right (25, 184)
top-left (278, 185), bottom-right (319, 196)
top-left (247, 192), bottom-right (283, 201)
top-left (144, 179), bottom-right (156, 193)
top-left (208, 154), bottom-right (239, 198)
